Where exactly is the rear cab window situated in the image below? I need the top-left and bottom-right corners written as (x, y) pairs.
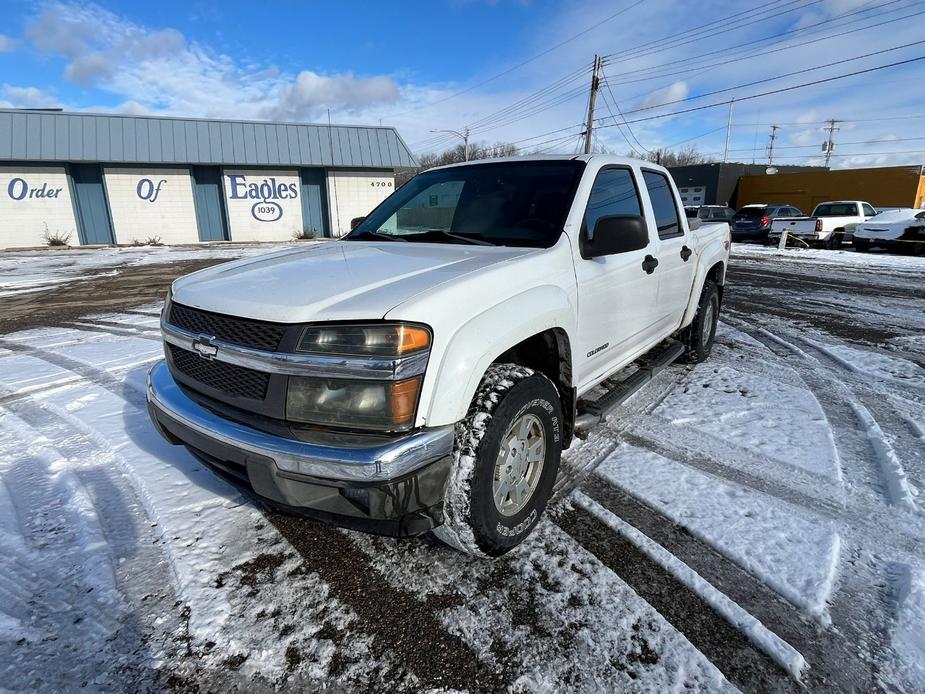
top-left (641, 170), bottom-right (682, 239)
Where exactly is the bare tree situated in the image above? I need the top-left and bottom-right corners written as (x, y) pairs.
top-left (397, 141), bottom-right (520, 186)
top-left (627, 144), bottom-right (708, 167)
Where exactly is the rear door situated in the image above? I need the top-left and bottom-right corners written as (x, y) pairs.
top-left (640, 169), bottom-right (695, 333)
top-left (70, 164), bottom-right (115, 245)
top-left (572, 165), bottom-right (660, 387)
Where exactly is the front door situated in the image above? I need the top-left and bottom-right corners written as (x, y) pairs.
top-left (70, 164), bottom-right (115, 245)
top-left (300, 168), bottom-right (330, 237)
top-left (573, 166), bottom-right (660, 388)
top-left (191, 166), bottom-right (229, 241)
top-left (641, 169), bottom-right (696, 332)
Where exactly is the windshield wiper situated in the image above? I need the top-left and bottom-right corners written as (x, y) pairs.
top-left (350, 229), bottom-right (408, 242)
top-left (406, 229), bottom-right (496, 246)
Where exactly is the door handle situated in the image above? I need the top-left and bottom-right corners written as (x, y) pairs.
top-left (680, 245), bottom-right (693, 261)
top-left (642, 255), bottom-right (659, 274)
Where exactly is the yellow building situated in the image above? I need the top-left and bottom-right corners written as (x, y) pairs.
top-left (737, 165), bottom-right (925, 212)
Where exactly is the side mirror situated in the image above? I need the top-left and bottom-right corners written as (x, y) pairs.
top-left (350, 216), bottom-right (366, 230)
top-left (581, 215), bottom-right (649, 259)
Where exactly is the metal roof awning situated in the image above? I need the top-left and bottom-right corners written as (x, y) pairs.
top-left (0, 109), bottom-right (416, 169)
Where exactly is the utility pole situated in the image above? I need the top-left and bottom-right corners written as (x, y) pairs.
top-left (767, 124), bottom-right (780, 166)
top-left (429, 127), bottom-right (471, 161)
top-left (722, 98), bottom-right (735, 163)
top-left (823, 118), bottom-right (841, 168)
top-left (583, 54), bottom-right (602, 154)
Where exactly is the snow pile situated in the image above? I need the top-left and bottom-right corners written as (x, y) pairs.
top-left (732, 244), bottom-right (925, 271)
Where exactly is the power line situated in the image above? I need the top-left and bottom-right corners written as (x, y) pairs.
top-left (603, 0), bottom-right (913, 86)
top-left (599, 66), bottom-right (651, 154)
top-left (601, 0), bottom-right (812, 63)
top-left (593, 55), bottom-right (925, 130)
top-left (387, 0), bottom-right (645, 119)
top-left (606, 39), bottom-right (925, 120)
top-left (601, 0), bottom-right (825, 65)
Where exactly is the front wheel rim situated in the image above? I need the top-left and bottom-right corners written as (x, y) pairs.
top-left (701, 299), bottom-right (716, 346)
top-left (492, 413), bottom-right (546, 517)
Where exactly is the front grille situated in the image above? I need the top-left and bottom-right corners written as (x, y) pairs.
top-left (168, 344), bottom-right (270, 400)
top-left (168, 303), bottom-right (286, 351)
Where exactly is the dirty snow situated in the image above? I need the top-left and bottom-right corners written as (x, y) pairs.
top-left (0, 242), bottom-right (315, 297)
top-left (595, 443), bottom-right (841, 622)
top-left (893, 564), bottom-right (925, 691)
top-left (2, 243), bottom-right (924, 690)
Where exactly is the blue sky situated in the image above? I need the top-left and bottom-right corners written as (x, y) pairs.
top-left (1, 0), bottom-right (924, 168)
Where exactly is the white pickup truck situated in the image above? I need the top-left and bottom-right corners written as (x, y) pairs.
top-left (769, 200), bottom-right (878, 248)
top-left (147, 155), bottom-right (730, 556)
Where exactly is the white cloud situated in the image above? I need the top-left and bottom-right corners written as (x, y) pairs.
top-left (10, 0), bottom-right (925, 167)
top-left (0, 34), bottom-right (16, 52)
top-left (25, 3), bottom-right (401, 121)
top-left (632, 81), bottom-right (689, 112)
top-left (0, 85), bottom-right (59, 108)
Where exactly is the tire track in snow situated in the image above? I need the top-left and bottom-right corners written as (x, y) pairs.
top-left (741, 321), bottom-right (921, 515)
top-left (0, 407), bottom-right (165, 691)
top-left (576, 478), bottom-right (877, 691)
top-left (722, 317), bottom-right (915, 689)
top-left (555, 503), bottom-right (798, 692)
top-left (0, 331), bottom-right (501, 690)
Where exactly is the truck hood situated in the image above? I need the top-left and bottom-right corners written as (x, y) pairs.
top-left (171, 240), bottom-right (539, 323)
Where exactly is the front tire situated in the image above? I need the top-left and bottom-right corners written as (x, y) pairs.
top-left (679, 280), bottom-right (720, 364)
top-left (434, 364), bottom-right (563, 557)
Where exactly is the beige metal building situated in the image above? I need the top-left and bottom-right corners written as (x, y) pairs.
top-left (736, 165), bottom-right (925, 212)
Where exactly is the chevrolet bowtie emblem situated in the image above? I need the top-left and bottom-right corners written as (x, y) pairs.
top-left (192, 337), bottom-right (219, 360)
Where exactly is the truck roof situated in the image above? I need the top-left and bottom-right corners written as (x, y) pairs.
top-left (427, 154), bottom-right (666, 173)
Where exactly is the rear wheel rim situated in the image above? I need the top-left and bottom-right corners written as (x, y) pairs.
top-left (492, 413), bottom-right (546, 517)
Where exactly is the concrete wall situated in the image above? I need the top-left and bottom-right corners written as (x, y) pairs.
top-left (0, 165), bottom-right (79, 248)
top-left (327, 170), bottom-right (395, 236)
top-left (104, 167), bottom-right (199, 245)
top-left (222, 169), bottom-right (304, 242)
top-left (0, 163), bottom-right (396, 249)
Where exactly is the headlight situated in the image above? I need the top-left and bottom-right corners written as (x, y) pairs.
top-left (286, 375), bottom-right (421, 431)
top-left (297, 323), bottom-right (430, 357)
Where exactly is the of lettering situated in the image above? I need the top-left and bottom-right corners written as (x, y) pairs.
top-left (7, 178), bottom-right (62, 201)
top-left (137, 178), bottom-right (167, 203)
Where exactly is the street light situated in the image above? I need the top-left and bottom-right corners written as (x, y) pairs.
top-left (430, 127), bottom-right (470, 161)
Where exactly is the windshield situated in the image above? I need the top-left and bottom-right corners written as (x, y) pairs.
top-left (734, 207), bottom-right (766, 219)
top-left (813, 203), bottom-right (857, 217)
top-left (346, 160), bottom-right (585, 247)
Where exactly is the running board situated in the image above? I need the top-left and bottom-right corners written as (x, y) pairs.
top-left (573, 339), bottom-right (685, 437)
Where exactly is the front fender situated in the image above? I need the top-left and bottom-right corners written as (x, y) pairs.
top-left (420, 284), bottom-right (575, 427)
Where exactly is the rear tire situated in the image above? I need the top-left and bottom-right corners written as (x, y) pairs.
top-left (434, 364), bottom-right (563, 557)
top-left (825, 232), bottom-right (842, 250)
top-left (679, 280), bottom-right (720, 364)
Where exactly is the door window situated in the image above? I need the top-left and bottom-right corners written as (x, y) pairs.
top-left (584, 167), bottom-right (642, 237)
top-left (642, 171), bottom-right (682, 238)
top-left (862, 203), bottom-right (877, 216)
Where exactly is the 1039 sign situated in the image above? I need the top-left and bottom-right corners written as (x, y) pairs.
top-left (228, 175), bottom-right (298, 222)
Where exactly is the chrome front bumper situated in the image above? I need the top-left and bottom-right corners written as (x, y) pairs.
top-left (145, 359), bottom-right (453, 483)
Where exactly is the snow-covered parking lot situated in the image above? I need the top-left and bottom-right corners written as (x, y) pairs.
top-left (1, 244), bottom-right (923, 691)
